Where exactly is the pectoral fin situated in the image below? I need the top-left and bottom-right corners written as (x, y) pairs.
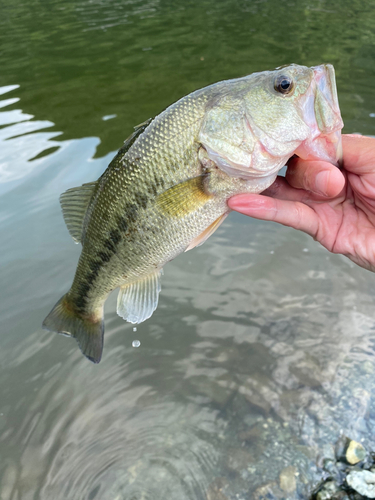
top-left (185, 212), bottom-right (229, 252)
top-left (117, 270), bottom-right (162, 324)
top-left (156, 176), bottom-right (212, 217)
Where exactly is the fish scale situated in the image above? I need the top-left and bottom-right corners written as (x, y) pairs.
top-left (43, 63), bottom-right (343, 363)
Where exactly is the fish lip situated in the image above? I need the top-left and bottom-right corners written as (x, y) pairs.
top-left (311, 63), bottom-right (344, 134)
top-left (316, 64), bottom-right (344, 166)
top-left (295, 64), bottom-right (344, 167)
top-left (312, 64), bottom-right (339, 111)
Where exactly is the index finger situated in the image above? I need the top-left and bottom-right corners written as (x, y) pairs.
top-left (228, 193), bottom-right (320, 237)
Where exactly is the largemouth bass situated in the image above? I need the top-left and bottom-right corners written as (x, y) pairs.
top-left (43, 63), bottom-right (343, 363)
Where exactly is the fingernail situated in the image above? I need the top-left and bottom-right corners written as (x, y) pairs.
top-left (314, 171), bottom-right (330, 196)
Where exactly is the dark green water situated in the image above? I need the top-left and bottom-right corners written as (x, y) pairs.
top-left (1, 0), bottom-right (375, 499)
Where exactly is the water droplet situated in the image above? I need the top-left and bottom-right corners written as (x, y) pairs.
top-left (133, 327), bottom-right (137, 332)
top-left (102, 114), bottom-right (117, 121)
top-left (303, 248), bottom-right (309, 252)
top-left (370, 113), bottom-right (375, 117)
top-left (132, 340), bottom-right (141, 348)
top-left (270, 250), bottom-right (274, 254)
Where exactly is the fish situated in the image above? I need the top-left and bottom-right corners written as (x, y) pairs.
top-left (43, 63), bottom-right (343, 364)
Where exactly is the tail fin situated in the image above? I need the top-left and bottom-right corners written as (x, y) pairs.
top-left (42, 295), bottom-right (104, 364)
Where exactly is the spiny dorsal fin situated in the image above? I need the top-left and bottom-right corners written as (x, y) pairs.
top-left (156, 176), bottom-right (212, 217)
top-left (117, 270), bottom-right (162, 324)
top-left (133, 118), bottom-right (153, 132)
top-left (122, 118), bottom-right (153, 150)
top-left (60, 181), bottom-right (98, 244)
top-left (107, 118), bottom-right (153, 171)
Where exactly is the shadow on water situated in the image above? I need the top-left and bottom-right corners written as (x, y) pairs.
top-left (2, 82), bottom-right (375, 500)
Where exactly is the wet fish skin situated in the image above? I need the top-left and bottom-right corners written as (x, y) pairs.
top-left (43, 63), bottom-right (343, 363)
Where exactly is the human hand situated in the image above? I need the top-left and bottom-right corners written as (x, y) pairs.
top-left (228, 135), bottom-right (375, 272)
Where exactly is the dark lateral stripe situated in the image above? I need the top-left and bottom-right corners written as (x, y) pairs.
top-left (77, 180), bottom-right (156, 310)
top-left (116, 216), bottom-right (128, 233)
top-left (109, 228), bottom-right (121, 245)
top-left (79, 226), bottom-right (123, 307)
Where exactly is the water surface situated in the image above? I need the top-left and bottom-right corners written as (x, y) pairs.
top-left (1, 0), bottom-right (375, 498)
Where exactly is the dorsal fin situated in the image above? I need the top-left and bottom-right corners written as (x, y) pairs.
top-left (60, 181), bottom-right (98, 243)
top-left (133, 118), bottom-right (153, 132)
top-left (121, 118), bottom-right (153, 151)
top-left (60, 118), bottom-right (153, 244)
top-left (106, 117), bottom-right (153, 171)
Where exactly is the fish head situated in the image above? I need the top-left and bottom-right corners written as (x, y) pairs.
top-left (199, 63), bottom-right (343, 185)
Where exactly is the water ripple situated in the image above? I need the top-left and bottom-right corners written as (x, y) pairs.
top-left (29, 361), bottom-right (219, 500)
top-left (0, 86), bottom-right (62, 189)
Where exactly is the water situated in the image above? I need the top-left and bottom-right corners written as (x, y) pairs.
top-left (1, 0), bottom-right (375, 498)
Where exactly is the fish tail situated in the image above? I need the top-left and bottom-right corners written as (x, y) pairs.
top-left (42, 294), bottom-right (104, 364)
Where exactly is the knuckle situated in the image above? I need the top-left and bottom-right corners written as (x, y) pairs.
top-left (293, 203), bottom-right (304, 228)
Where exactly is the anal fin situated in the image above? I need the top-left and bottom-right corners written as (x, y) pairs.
top-left (117, 270), bottom-right (162, 324)
top-left (185, 212), bottom-right (228, 252)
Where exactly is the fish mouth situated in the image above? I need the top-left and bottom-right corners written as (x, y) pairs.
top-left (294, 129), bottom-right (343, 167)
top-left (295, 64), bottom-right (344, 166)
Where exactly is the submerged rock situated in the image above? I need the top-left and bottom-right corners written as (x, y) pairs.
top-left (315, 480), bottom-right (340, 500)
top-left (346, 441), bottom-right (367, 465)
top-left (335, 436), bottom-right (366, 465)
top-left (311, 437), bottom-right (375, 499)
top-left (279, 465), bottom-right (297, 493)
top-left (346, 470), bottom-right (375, 498)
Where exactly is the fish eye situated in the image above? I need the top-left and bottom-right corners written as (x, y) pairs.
top-left (274, 75), bottom-right (294, 95)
